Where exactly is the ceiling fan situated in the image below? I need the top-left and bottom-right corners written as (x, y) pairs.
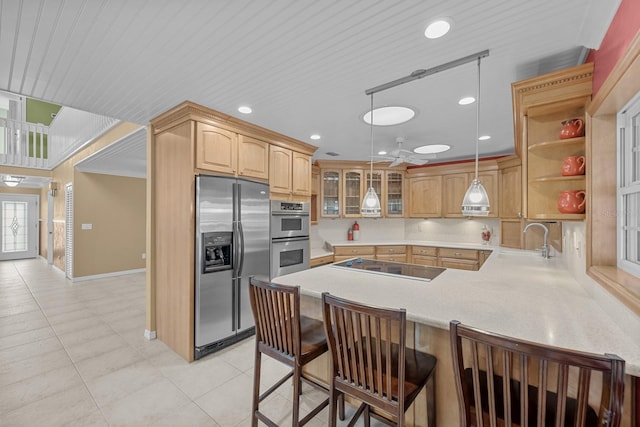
top-left (375, 137), bottom-right (436, 167)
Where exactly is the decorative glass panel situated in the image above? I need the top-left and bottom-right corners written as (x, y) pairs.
top-left (322, 171), bottom-right (340, 216)
top-left (386, 172), bottom-right (403, 215)
top-left (2, 201), bottom-right (28, 253)
top-left (344, 171), bottom-right (362, 215)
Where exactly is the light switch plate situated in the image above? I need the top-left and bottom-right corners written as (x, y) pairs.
top-left (81, 223), bottom-right (93, 230)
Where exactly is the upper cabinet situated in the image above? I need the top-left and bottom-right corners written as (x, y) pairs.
top-left (196, 123), bottom-right (238, 175)
top-left (197, 123), bottom-right (269, 180)
top-left (512, 63), bottom-right (593, 221)
top-left (316, 161), bottom-right (406, 219)
top-left (385, 171), bottom-right (404, 217)
top-left (269, 146), bottom-right (312, 200)
top-left (321, 169), bottom-right (341, 217)
top-left (406, 160), bottom-right (499, 218)
top-left (408, 175), bottom-right (442, 218)
top-left (343, 169), bottom-right (364, 217)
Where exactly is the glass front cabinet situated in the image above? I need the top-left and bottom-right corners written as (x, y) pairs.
top-left (321, 170), bottom-right (341, 217)
top-left (343, 170), bottom-right (363, 217)
top-left (320, 167), bottom-right (405, 218)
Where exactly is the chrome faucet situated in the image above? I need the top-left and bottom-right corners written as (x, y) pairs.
top-left (523, 223), bottom-right (550, 259)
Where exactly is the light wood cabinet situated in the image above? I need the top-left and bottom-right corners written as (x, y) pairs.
top-left (343, 170), bottom-right (364, 217)
top-left (237, 135), bottom-right (269, 179)
top-left (375, 245), bottom-right (407, 263)
top-left (269, 146), bottom-right (311, 200)
top-left (410, 246), bottom-right (438, 266)
top-left (438, 247), bottom-right (480, 271)
top-left (333, 245), bottom-right (375, 262)
top-left (442, 173), bottom-right (470, 218)
top-left (442, 171), bottom-right (498, 218)
top-left (408, 176), bottom-right (442, 218)
top-left (321, 169), bottom-right (341, 217)
top-left (385, 171), bottom-right (404, 217)
top-left (311, 166), bottom-right (320, 224)
top-left (196, 123), bottom-right (237, 175)
top-left (512, 63), bottom-right (592, 221)
top-left (196, 123), bottom-right (269, 180)
top-left (499, 161), bottom-right (522, 219)
top-left (310, 254), bottom-right (333, 268)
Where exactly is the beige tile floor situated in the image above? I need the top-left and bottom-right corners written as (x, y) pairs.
top-left (0, 258), bottom-right (385, 427)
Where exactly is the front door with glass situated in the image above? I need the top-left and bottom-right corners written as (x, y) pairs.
top-left (0, 194), bottom-right (38, 260)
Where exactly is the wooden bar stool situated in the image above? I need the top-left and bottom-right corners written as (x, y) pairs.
top-left (449, 320), bottom-right (626, 427)
top-left (248, 277), bottom-right (329, 427)
top-left (321, 292), bottom-right (437, 427)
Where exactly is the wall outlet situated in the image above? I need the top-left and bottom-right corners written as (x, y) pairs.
top-left (141, 253), bottom-right (146, 259)
top-left (81, 223), bottom-right (92, 230)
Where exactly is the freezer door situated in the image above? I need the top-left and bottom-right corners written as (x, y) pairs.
top-left (237, 179), bottom-right (270, 331)
top-left (195, 268), bottom-right (234, 347)
top-left (195, 175), bottom-right (236, 347)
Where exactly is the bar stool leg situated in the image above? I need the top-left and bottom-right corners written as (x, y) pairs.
top-left (426, 373), bottom-right (436, 427)
top-left (292, 364), bottom-right (301, 426)
top-left (328, 380), bottom-right (338, 427)
top-left (251, 348), bottom-right (261, 427)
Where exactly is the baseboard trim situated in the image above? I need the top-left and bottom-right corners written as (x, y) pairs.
top-left (72, 268), bottom-right (146, 282)
top-left (144, 329), bottom-right (157, 340)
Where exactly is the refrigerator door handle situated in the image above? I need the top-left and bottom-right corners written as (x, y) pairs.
top-left (231, 277), bottom-right (237, 331)
top-left (238, 221), bottom-right (245, 276)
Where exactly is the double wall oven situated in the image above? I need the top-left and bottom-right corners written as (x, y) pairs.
top-left (270, 200), bottom-right (310, 277)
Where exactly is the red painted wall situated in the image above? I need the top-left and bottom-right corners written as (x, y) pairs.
top-left (586, 0), bottom-right (640, 95)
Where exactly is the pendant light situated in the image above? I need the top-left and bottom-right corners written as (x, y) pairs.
top-left (461, 57), bottom-right (490, 216)
top-left (361, 93), bottom-right (381, 217)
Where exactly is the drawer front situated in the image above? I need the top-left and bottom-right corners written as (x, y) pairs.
top-left (411, 254), bottom-right (438, 266)
top-left (334, 255), bottom-right (376, 262)
top-left (439, 258), bottom-right (479, 271)
top-left (333, 246), bottom-right (375, 256)
top-left (375, 245), bottom-right (406, 255)
top-left (411, 246), bottom-right (437, 256)
top-left (375, 254), bottom-right (407, 263)
top-left (438, 248), bottom-right (479, 260)
top-left (310, 254), bottom-right (334, 268)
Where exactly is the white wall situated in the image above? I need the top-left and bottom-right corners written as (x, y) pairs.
top-left (561, 221), bottom-right (640, 338)
top-left (312, 217), bottom-right (500, 246)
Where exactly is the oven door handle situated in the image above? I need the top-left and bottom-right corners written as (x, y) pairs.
top-left (272, 236), bottom-right (309, 243)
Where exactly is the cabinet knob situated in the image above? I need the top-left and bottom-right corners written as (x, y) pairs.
top-left (455, 252), bottom-right (461, 256)
top-left (390, 249), bottom-right (395, 252)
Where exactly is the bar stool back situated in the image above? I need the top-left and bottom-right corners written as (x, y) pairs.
top-left (249, 277), bottom-right (329, 427)
top-left (322, 292), bottom-right (437, 426)
top-left (449, 320), bottom-right (626, 427)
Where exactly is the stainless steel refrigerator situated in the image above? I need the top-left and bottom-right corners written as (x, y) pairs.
top-left (195, 175), bottom-right (270, 359)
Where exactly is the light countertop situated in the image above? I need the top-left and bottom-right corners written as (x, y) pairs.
top-left (275, 248), bottom-right (640, 376)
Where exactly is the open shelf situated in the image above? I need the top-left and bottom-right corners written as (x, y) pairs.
top-left (528, 137), bottom-right (585, 153)
top-left (529, 175), bottom-right (586, 183)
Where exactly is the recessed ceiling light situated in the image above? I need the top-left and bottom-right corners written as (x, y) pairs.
top-left (458, 96), bottom-right (475, 105)
top-left (238, 106), bottom-right (252, 114)
top-left (479, 135), bottom-right (491, 141)
top-left (413, 144), bottom-right (451, 154)
top-left (378, 150), bottom-right (387, 155)
top-left (363, 106), bottom-right (415, 126)
top-left (424, 19), bottom-right (451, 39)
top-left (310, 134), bottom-right (321, 140)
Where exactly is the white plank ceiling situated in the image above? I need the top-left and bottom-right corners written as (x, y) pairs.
top-left (0, 0), bottom-right (621, 176)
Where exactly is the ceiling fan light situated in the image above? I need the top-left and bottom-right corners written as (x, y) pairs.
top-left (462, 179), bottom-right (490, 216)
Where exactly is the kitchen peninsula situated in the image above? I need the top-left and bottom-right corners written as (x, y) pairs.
top-left (273, 247), bottom-right (640, 426)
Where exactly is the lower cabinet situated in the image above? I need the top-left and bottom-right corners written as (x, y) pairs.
top-left (331, 244), bottom-right (492, 271)
top-left (375, 245), bottom-right (406, 263)
top-left (333, 245), bottom-right (375, 262)
top-left (310, 254), bottom-right (334, 268)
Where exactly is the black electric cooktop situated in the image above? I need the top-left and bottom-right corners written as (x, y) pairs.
top-left (332, 258), bottom-right (445, 281)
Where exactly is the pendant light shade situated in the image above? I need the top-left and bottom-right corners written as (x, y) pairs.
top-left (362, 93), bottom-right (381, 217)
top-left (461, 56), bottom-right (490, 216)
